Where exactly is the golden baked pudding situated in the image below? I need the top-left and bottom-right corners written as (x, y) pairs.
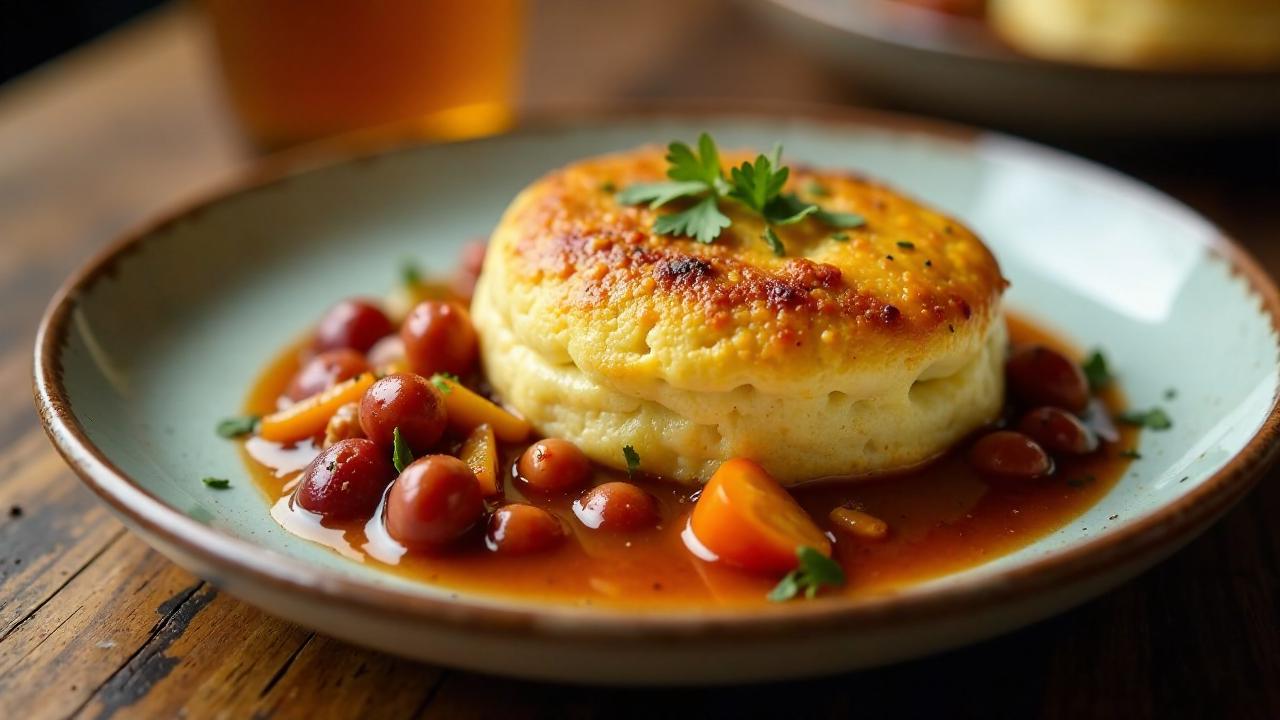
top-left (471, 146), bottom-right (1008, 483)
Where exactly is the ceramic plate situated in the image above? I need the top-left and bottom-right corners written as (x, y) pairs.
top-left (754, 0), bottom-right (1280, 135)
top-left (34, 108), bottom-right (1280, 684)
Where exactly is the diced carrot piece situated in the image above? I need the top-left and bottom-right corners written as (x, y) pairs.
top-left (259, 373), bottom-right (376, 443)
top-left (688, 459), bottom-right (831, 574)
top-left (459, 423), bottom-right (500, 495)
top-left (828, 507), bottom-right (889, 541)
top-left (432, 375), bottom-right (529, 442)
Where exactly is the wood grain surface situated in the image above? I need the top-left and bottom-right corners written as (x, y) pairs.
top-left (2, 3), bottom-right (1278, 718)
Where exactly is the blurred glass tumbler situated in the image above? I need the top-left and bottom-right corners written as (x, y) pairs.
top-left (203, 0), bottom-right (524, 150)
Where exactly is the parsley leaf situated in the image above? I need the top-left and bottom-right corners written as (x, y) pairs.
top-left (768, 547), bottom-right (846, 602)
top-left (652, 196), bottom-right (731, 245)
top-left (216, 415), bottom-right (258, 439)
top-left (1082, 350), bottom-right (1112, 392)
top-left (401, 260), bottom-right (422, 286)
top-left (623, 445), bottom-right (641, 479)
top-left (1118, 407), bottom-right (1173, 430)
top-left (429, 373), bottom-right (458, 395)
top-left (762, 227), bottom-right (785, 257)
top-left (762, 193), bottom-right (820, 226)
top-left (202, 477), bottom-right (231, 490)
top-left (812, 207), bottom-right (866, 228)
top-left (728, 153), bottom-right (788, 215)
top-left (615, 180), bottom-right (708, 209)
top-left (667, 133), bottom-right (725, 188)
top-left (392, 427), bottom-right (414, 473)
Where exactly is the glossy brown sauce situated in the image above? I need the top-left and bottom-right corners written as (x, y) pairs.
top-left (242, 313), bottom-right (1135, 608)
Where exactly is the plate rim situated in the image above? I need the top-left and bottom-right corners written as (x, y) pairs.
top-left (32, 103), bottom-right (1280, 640)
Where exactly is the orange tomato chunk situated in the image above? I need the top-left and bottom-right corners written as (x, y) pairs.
top-left (688, 458), bottom-right (831, 574)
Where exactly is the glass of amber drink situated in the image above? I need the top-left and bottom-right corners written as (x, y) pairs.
top-left (202, 0), bottom-right (524, 151)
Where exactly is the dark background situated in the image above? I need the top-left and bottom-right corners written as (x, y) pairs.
top-left (1, 0), bottom-right (163, 82)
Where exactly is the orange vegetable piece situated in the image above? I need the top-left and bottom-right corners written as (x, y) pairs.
top-left (828, 507), bottom-right (889, 541)
top-left (689, 458), bottom-right (831, 574)
top-left (432, 375), bottom-right (529, 443)
top-left (259, 372), bottom-right (376, 443)
top-left (459, 423), bottom-right (500, 496)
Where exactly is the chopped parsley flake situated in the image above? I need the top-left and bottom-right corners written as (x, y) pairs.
top-left (768, 547), bottom-right (845, 602)
top-left (392, 427), bottom-right (414, 473)
top-left (896, 241), bottom-right (915, 250)
top-left (216, 415), bottom-right (258, 439)
top-left (1082, 350), bottom-right (1113, 392)
top-left (1118, 407), bottom-right (1173, 431)
top-left (1164, 387), bottom-right (1178, 400)
top-left (401, 260), bottom-right (422, 286)
top-left (599, 180), bottom-right (617, 193)
top-left (429, 373), bottom-right (458, 394)
top-left (623, 445), bottom-right (641, 479)
top-left (202, 477), bottom-right (231, 490)
top-left (830, 232), bottom-right (848, 242)
top-left (1119, 449), bottom-right (1142, 459)
top-left (806, 181), bottom-right (830, 197)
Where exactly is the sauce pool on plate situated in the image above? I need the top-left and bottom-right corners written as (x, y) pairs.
top-left (241, 312), bottom-right (1135, 608)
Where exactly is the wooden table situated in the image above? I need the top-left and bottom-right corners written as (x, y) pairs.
top-left (3, 4), bottom-right (1278, 717)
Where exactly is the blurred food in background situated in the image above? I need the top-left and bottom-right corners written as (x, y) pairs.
top-left (895, 0), bottom-right (985, 18)
top-left (990, 0), bottom-right (1280, 70)
top-left (202, 0), bottom-right (524, 151)
top-left (757, 0), bottom-right (1280, 136)
top-left (896, 0), bottom-right (1280, 70)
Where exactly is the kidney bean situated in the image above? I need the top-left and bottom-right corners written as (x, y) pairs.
top-left (573, 482), bottom-right (660, 532)
top-left (486, 504), bottom-right (565, 554)
top-left (313, 298), bottom-right (393, 354)
top-left (517, 439), bottom-right (591, 493)
top-left (358, 373), bottom-right (447, 453)
top-left (295, 438), bottom-right (394, 520)
top-left (401, 300), bottom-right (478, 378)
top-left (969, 430), bottom-right (1053, 480)
top-left (1018, 406), bottom-right (1099, 455)
top-left (385, 455), bottom-right (484, 548)
top-left (286, 349), bottom-right (370, 401)
top-left (1006, 345), bottom-right (1089, 412)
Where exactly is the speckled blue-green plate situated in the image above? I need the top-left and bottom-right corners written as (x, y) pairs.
top-left (34, 108), bottom-right (1280, 684)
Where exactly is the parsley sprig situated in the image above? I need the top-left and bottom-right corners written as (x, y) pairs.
top-left (768, 546), bottom-right (846, 601)
top-left (617, 134), bottom-right (865, 256)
